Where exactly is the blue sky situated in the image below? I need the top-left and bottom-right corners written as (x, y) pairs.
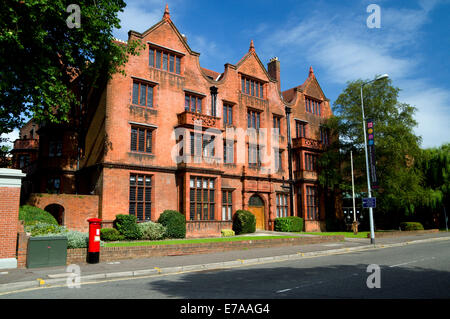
top-left (2, 0), bottom-right (449, 149)
top-left (112, 0), bottom-right (450, 148)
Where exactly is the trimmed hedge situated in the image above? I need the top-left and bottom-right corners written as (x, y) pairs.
top-left (101, 228), bottom-right (125, 242)
top-left (274, 216), bottom-right (304, 232)
top-left (114, 214), bottom-right (142, 240)
top-left (221, 229), bottom-right (235, 237)
top-left (400, 222), bottom-right (424, 231)
top-left (19, 205), bottom-right (58, 226)
top-left (232, 210), bottom-right (256, 235)
top-left (157, 210), bottom-right (186, 239)
top-left (66, 231), bottom-right (89, 248)
top-left (138, 221), bottom-right (167, 240)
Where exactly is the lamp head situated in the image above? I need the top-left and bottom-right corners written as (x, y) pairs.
top-left (376, 74), bottom-right (389, 81)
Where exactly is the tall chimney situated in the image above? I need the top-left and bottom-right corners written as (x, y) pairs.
top-left (268, 57), bottom-right (280, 92)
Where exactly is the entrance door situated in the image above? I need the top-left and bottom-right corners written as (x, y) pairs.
top-left (249, 206), bottom-right (265, 230)
top-left (249, 194), bottom-right (265, 230)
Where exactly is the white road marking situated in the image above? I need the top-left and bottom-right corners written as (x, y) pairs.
top-left (276, 288), bottom-right (292, 293)
top-left (389, 257), bottom-right (435, 268)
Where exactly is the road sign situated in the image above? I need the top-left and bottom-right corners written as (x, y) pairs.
top-left (363, 197), bottom-right (376, 208)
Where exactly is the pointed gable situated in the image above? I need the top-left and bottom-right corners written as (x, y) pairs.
top-left (303, 67), bottom-right (326, 100)
top-left (128, 6), bottom-right (198, 57)
top-left (236, 41), bottom-right (271, 82)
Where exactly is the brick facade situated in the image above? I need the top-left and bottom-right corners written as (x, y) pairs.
top-left (0, 169), bottom-right (26, 269)
top-left (27, 194), bottom-right (99, 232)
top-left (12, 5), bottom-right (335, 236)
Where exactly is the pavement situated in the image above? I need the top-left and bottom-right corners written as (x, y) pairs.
top-left (1, 230), bottom-right (449, 294)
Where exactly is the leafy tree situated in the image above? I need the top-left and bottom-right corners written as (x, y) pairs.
top-left (319, 77), bottom-right (425, 228)
top-left (0, 0), bottom-right (144, 135)
top-left (415, 143), bottom-right (450, 228)
top-left (0, 138), bottom-right (12, 168)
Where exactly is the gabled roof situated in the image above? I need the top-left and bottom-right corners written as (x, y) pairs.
top-left (235, 40), bottom-right (273, 82)
top-left (127, 4), bottom-right (199, 57)
top-left (282, 66), bottom-right (328, 103)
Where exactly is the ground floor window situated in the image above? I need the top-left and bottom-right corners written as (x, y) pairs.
top-left (190, 176), bottom-right (215, 220)
top-left (276, 193), bottom-right (288, 218)
top-left (129, 174), bottom-right (152, 221)
top-left (306, 186), bottom-right (319, 220)
top-left (222, 190), bottom-right (233, 221)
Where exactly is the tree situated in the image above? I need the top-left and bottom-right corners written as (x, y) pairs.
top-left (415, 143), bottom-right (450, 228)
top-left (0, 138), bottom-right (12, 168)
top-left (319, 77), bottom-right (425, 229)
top-left (0, 0), bottom-right (143, 135)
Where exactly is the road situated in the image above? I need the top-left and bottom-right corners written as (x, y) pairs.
top-left (1, 240), bottom-right (449, 299)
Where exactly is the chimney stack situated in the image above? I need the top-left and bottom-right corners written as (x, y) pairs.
top-left (268, 57), bottom-right (280, 92)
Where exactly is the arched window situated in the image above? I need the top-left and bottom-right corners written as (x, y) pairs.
top-left (249, 194), bottom-right (264, 207)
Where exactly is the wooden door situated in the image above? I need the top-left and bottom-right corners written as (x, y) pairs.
top-left (249, 206), bottom-right (265, 230)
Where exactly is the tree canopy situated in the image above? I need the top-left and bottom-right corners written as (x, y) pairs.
top-left (319, 77), bottom-right (426, 228)
top-left (0, 0), bottom-right (143, 135)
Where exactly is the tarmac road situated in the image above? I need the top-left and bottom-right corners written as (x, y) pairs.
top-left (1, 239), bottom-right (449, 299)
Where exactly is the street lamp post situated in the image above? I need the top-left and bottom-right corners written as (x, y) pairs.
top-left (360, 74), bottom-right (388, 245)
top-left (285, 106), bottom-right (294, 217)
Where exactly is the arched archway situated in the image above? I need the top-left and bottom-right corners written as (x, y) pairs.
top-left (44, 204), bottom-right (65, 226)
top-left (248, 194), bottom-right (265, 230)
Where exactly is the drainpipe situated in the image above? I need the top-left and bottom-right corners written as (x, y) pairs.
top-left (285, 106), bottom-right (294, 216)
top-left (210, 86), bottom-right (218, 117)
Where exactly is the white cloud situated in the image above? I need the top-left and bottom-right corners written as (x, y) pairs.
top-left (399, 80), bottom-right (450, 148)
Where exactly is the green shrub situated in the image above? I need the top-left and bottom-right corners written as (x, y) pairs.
top-left (400, 222), bottom-right (424, 231)
top-left (100, 228), bottom-right (125, 242)
top-left (66, 231), bottom-right (89, 248)
top-left (114, 214), bottom-right (142, 240)
top-left (274, 216), bottom-right (304, 232)
top-left (221, 229), bottom-right (235, 237)
top-left (25, 222), bottom-right (67, 237)
top-left (19, 205), bottom-right (58, 226)
top-left (232, 210), bottom-right (256, 235)
top-left (138, 221), bottom-right (167, 240)
top-left (157, 210), bottom-right (186, 239)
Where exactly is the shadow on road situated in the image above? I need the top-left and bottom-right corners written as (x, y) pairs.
top-left (146, 263), bottom-right (450, 299)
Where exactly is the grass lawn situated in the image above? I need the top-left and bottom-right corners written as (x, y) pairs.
top-left (295, 231), bottom-right (370, 238)
top-left (103, 235), bottom-right (299, 247)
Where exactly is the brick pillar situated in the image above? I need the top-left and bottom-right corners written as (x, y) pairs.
top-left (0, 168), bottom-right (26, 269)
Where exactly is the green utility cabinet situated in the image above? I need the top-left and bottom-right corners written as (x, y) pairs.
top-left (27, 236), bottom-right (67, 268)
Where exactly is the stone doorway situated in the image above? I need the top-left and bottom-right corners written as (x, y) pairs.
top-left (248, 194), bottom-right (265, 230)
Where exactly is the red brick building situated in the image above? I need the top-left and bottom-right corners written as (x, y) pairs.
top-left (13, 6), bottom-right (334, 236)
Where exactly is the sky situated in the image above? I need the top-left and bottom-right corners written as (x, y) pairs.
top-left (2, 0), bottom-right (449, 149)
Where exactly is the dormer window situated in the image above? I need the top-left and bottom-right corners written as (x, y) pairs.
top-left (241, 75), bottom-right (264, 99)
top-left (149, 46), bottom-right (181, 75)
top-left (305, 97), bottom-right (321, 116)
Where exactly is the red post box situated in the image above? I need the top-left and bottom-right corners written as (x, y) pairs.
top-left (87, 218), bottom-right (102, 264)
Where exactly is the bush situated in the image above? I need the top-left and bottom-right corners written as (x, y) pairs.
top-left (25, 222), bottom-right (67, 237)
top-left (158, 210), bottom-right (186, 239)
top-left (274, 216), bottom-right (304, 232)
top-left (232, 210), bottom-right (256, 235)
top-left (19, 205), bottom-right (58, 226)
top-left (66, 231), bottom-right (89, 248)
top-left (100, 228), bottom-right (125, 242)
top-left (114, 214), bottom-right (142, 240)
top-left (400, 222), bottom-right (424, 231)
top-left (221, 229), bottom-right (235, 237)
top-left (138, 221), bottom-right (167, 240)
